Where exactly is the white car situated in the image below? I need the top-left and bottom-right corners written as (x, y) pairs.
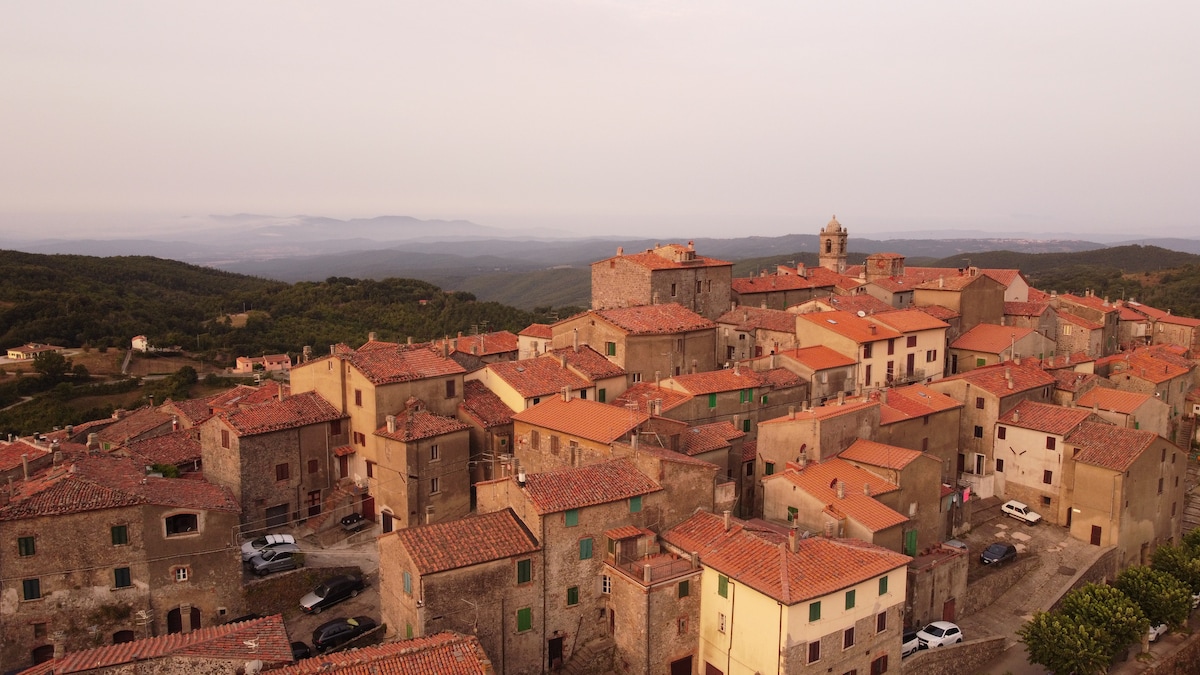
top-left (902, 629), bottom-right (921, 657)
top-left (1001, 500), bottom-right (1042, 524)
top-left (916, 621), bottom-right (963, 648)
top-left (1148, 623), bottom-right (1168, 643)
top-left (240, 533), bottom-right (297, 562)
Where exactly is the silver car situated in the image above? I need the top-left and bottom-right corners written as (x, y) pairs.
top-left (240, 533), bottom-right (297, 562)
top-left (247, 543), bottom-right (302, 576)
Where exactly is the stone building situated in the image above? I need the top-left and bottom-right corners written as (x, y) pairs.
top-left (511, 396), bottom-right (649, 473)
top-left (373, 398), bottom-right (473, 530)
top-left (1056, 310), bottom-right (1106, 358)
top-left (1053, 292), bottom-right (1122, 356)
top-left (872, 384), bottom-right (963, 483)
top-left (948, 324), bottom-right (1056, 375)
top-left (271, 632), bottom-right (496, 674)
top-left (458, 380), bottom-right (515, 488)
top-left (0, 453), bottom-right (243, 669)
top-left (912, 270), bottom-right (1006, 333)
top-left (753, 345), bottom-right (857, 405)
top-left (1004, 300), bottom-right (1058, 340)
top-left (1076, 386), bottom-right (1170, 438)
top-left (1123, 301), bottom-right (1200, 351)
top-left (818, 215), bottom-right (849, 273)
top-left (730, 264), bottom-right (847, 310)
top-left (714, 305), bottom-right (799, 362)
top-left (839, 439), bottom-right (945, 554)
top-left (656, 365), bottom-right (808, 439)
top-left (591, 242), bottom-right (733, 321)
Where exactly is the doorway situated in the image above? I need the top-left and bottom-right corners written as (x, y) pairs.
top-left (549, 636), bottom-right (564, 669)
top-left (670, 656), bottom-right (693, 675)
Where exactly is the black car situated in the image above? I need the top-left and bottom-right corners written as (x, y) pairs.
top-left (340, 512), bottom-right (369, 533)
top-left (300, 573), bottom-right (367, 614)
top-left (291, 641), bottom-right (312, 660)
top-left (980, 542), bottom-right (1018, 565)
top-left (312, 615), bottom-right (378, 653)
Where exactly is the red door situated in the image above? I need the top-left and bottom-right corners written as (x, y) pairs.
top-left (942, 597), bottom-right (956, 621)
top-left (361, 494), bottom-right (375, 521)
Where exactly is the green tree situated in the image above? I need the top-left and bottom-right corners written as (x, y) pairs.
top-left (1057, 583), bottom-right (1147, 659)
top-left (1018, 611), bottom-right (1110, 675)
top-left (1114, 565), bottom-right (1192, 629)
top-left (1151, 543), bottom-right (1200, 595)
top-left (32, 351), bottom-right (70, 381)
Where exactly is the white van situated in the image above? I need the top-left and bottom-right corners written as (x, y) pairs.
top-left (1001, 500), bottom-right (1042, 524)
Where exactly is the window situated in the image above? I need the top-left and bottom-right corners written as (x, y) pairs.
top-left (330, 419), bottom-right (342, 435)
top-left (739, 388), bottom-right (752, 404)
top-left (696, 280), bottom-right (702, 294)
top-left (922, 437), bottom-right (929, 451)
top-left (718, 575), bottom-right (729, 598)
top-left (1043, 470), bottom-right (1053, 485)
top-left (787, 506), bottom-right (798, 523)
top-left (275, 463), bottom-right (290, 481)
top-left (975, 396), bottom-right (985, 409)
top-left (22, 578), bottom-right (40, 601)
top-left (976, 357), bottom-right (986, 367)
top-left (111, 525), bottom-right (129, 546)
top-left (907, 335), bottom-right (917, 348)
top-left (973, 425), bottom-right (983, 439)
top-left (516, 607), bottom-right (532, 632)
top-left (878, 576), bottom-right (888, 595)
top-left (567, 586), bottom-right (579, 606)
top-left (843, 627), bottom-right (855, 649)
top-left (579, 538), bottom-right (593, 560)
top-left (631, 372), bottom-right (642, 383)
top-left (403, 571), bottom-right (412, 594)
top-left (765, 461), bottom-right (775, 476)
top-left (354, 389), bottom-right (362, 406)
top-left (602, 575), bottom-right (612, 594)
top-left (606, 342), bottom-right (616, 356)
top-left (743, 418), bottom-right (751, 433)
top-left (307, 459), bottom-right (319, 474)
top-left (808, 641), bottom-right (821, 664)
top-left (745, 462), bottom-right (753, 477)
top-left (876, 611), bottom-right (887, 633)
top-left (165, 513), bottom-right (198, 536)
top-left (406, 623), bottom-right (413, 639)
top-left (708, 393), bottom-right (717, 409)
top-left (1063, 324), bottom-right (1073, 336)
top-left (33, 622), bottom-right (47, 639)
top-left (18, 536), bottom-right (35, 557)
top-left (1042, 496), bottom-right (1052, 506)
top-left (1158, 477), bottom-right (1164, 494)
top-left (629, 495), bottom-right (642, 513)
top-left (366, 460), bottom-right (375, 478)
top-left (887, 339), bottom-right (895, 356)
top-left (114, 567), bottom-right (132, 589)
top-left (430, 477), bottom-right (440, 494)
top-left (996, 458), bottom-right (1005, 472)
top-left (530, 430), bottom-right (539, 447)
top-left (870, 654), bottom-right (888, 675)
top-left (845, 589), bottom-right (856, 609)
top-left (221, 429), bottom-right (230, 449)
top-left (864, 364), bottom-right (872, 386)
top-left (863, 343), bottom-right (873, 358)
top-left (997, 426), bottom-right (1006, 440)
top-left (809, 601), bottom-right (821, 621)
top-left (430, 445), bottom-right (439, 461)
top-left (1045, 437), bottom-right (1056, 450)
top-left (598, 388), bottom-right (606, 403)
top-left (174, 567), bottom-right (189, 582)
top-left (565, 509), bottom-right (579, 527)
top-left (678, 580), bottom-right (690, 598)
top-left (926, 349), bottom-right (938, 362)
top-left (677, 616), bottom-right (688, 635)
top-left (717, 612), bottom-right (726, 633)
top-left (517, 559), bottom-right (532, 584)
top-left (445, 379), bottom-right (456, 398)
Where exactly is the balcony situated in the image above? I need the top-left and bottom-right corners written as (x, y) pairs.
top-left (610, 553), bottom-right (696, 586)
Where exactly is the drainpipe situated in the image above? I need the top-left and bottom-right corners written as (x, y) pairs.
top-left (726, 581), bottom-right (736, 675)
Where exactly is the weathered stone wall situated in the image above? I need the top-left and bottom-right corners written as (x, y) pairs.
top-left (959, 555), bottom-right (1041, 618)
top-left (244, 565), bottom-right (361, 621)
top-left (900, 636), bottom-right (1006, 675)
top-left (1139, 626), bottom-right (1200, 675)
top-left (1047, 545), bottom-right (1118, 613)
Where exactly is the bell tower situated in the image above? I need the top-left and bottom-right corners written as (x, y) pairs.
top-left (818, 215), bottom-right (847, 273)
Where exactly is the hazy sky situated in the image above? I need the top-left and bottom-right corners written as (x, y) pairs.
top-left (2, 1), bottom-right (1197, 240)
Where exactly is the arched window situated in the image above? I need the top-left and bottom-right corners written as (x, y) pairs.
top-left (113, 630), bottom-right (136, 644)
top-left (167, 606), bottom-right (202, 634)
top-left (825, 240), bottom-right (832, 254)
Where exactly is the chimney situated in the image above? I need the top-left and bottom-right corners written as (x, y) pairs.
top-left (386, 415), bottom-right (397, 434)
top-left (643, 564), bottom-right (653, 584)
top-left (425, 505), bottom-right (435, 525)
top-left (369, 331), bottom-right (377, 342)
top-left (864, 482), bottom-right (872, 496)
top-left (562, 386), bottom-right (570, 402)
top-left (21, 454), bottom-right (29, 481)
top-left (655, 370), bottom-right (661, 385)
top-left (442, 339), bottom-right (449, 358)
top-left (797, 452), bottom-right (807, 468)
top-left (836, 481), bottom-right (845, 499)
top-left (559, 354), bottom-right (568, 369)
top-left (868, 324), bottom-right (877, 335)
top-left (516, 460), bottom-right (526, 487)
top-left (617, 246), bottom-right (623, 256)
top-left (788, 529), bottom-right (798, 553)
top-left (881, 390), bottom-right (889, 404)
top-left (837, 391), bottom-right (845, 405)
top-left (691, 359), bottom-right (697, 374)
top-left (407, 336), bottom-right (413, 345)
top-left (573, 328), bottom-right (579, 352)
top-left (723, 510), bottom-right (731, 531)
top-left (734, 361), bottom-right (740, 376)
top-left (87, 433), bottom-right (100, 453)
top-left (302, 345), bottom-right (312, 363)
top-left (938, 276), bottom-right (945, 288)
top-left (172, 416), bottom-right (179, 431)
top-left (788, 405), bottom-right (796, 420)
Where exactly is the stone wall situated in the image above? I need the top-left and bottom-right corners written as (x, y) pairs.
top-left (1048, 545), bottom-right (1118, 613)
top-left (900, 636), bottom-right (1006, 675)
top-left (959, 555), bottom-right (1040, 618)
top-left (244, 565), bottom-right (362, 621)
top-left (1140, 627), bottom-right (1200, 675)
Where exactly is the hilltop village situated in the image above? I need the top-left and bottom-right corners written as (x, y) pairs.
top-left (3, 218), bottom-right (1200, 674)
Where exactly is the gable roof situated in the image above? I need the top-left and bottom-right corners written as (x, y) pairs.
top-left (936, 361), bottom-right (1057, 397)
top-left (796, 293), bottom-right (895, 316)
top-left (758, 399), bottom-right (879, 427)
top-left (518, 458), bottom-right (661, 514)
top-left (877, 384), bottom-right (963, 425)
top-left (592, 304), bottom-right (717, 335)
top-left (95, 407), bottom-right (174, 445)
top-left (765, 458), bottom-right (906, 533)
top-left (1004, 301), bottom-right (1051, 317)
top-left (1076, 387), bottom-right (1153, 414)
top-left (439, 330), bottom-right (519, 358)
top-left (870, 309), bottom-right (949, 333)
top-left (1106, 350), bottom-right (1193, 384)
top-left (950, 324), bottom-right (1035, 353)
top-left (0, 439), bottom-right (51, 472)
top-left (1058, 293), bottom-right (1120, 315)
top-left (913, 304), bottom-right (960, 321)
top-left (1067, 421), bottom-right (1157, 472)
top-left (731, 267), bottom-right (844, 294)
top-left (123, 428), bottom-right (202, 467)
top-left (1059, 310), bottom-right (1104, 331)
top-left (23, 615), bottom-right (292, 674)
top-left (716, 306), bottom-right (799, 333)
top-left (550, 344), bottom-right (627, 380)
top-left (662, 510), bottom-right (910, 605)
top-left (1123, 301), bottom-right (1200, 327)
top-left (679, 421), bottom-right (745, 456)
top-left (520, 323), bottom-right (554, 339)
top-left (597, 243), bottom-right (732, 271)
top-left (376, 401), bottom-right (470, 442)
top-left (273, 632), bottom-right (493, 675)
top-left (665, 367), bottom-right (769, 396)
top-left (459, 380), bottom-right (515, 429)
top-left (997, 400), bottom-right (1094, 435)
top-left (840, 438), bottom-right (925, 470)
top-left (486, 356), bottom-right (594, 399)
top-left (1052, 369), bottom-right (1100, 393)
top-left (310, 343), bottom-right (466, 385)
top-left (392, 508), bottom-right (539, 575)
top-left (514, 397), bottom-right (649, 444)
top-left (207, 382), bottom-right (290, 411)
top-left (797, 310), bottom-right (902, 344)
top-left (220, 391), bottom-right (345, 437)
top-left (609, 383), bottom-right (693, 415)
top-left (776, 345), bottom-right (857, 371)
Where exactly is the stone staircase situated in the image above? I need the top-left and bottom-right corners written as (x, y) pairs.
top-left (302, 480), bottom-right (359, 533)
top-left (1183, 451), bottom-right (1200, 538)
top-left (561, 637), bottom-right (615, 675)
top-left (1177, 415), bottom-right (1196, 453)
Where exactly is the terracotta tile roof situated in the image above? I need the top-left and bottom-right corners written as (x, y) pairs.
top-left (274, 632), bottom-right (492, 675)
top-left (876, 384), bottom-right (963, 425)
top-left (741, 439), bottom-right (758, 463)
top-left (550, 345), bottom-right (627, 380)
top-left (441, 330), bottom-right (519, 357)
top-left (665, 367), bottom-right (769, 396)
top-left (1117, 305), bottom-right (1145, 321)
top-left (980, 269), bottom-right (1022, 287)
top-left (798, 293), bottom-right (895, 315)
top-left (392, 508), bottom-right (539, 574)
top-left (1052, 369), bottom-right (1099, 392)
top-left (1058, 293), bottom-right (1119, 314)
top-left (662, 510), bottom-right (910, 605)
top-left (605, 525), bottom-right (643, 540)
top-left (913, 304), bottom-right (960, 321)
top-left (1077, 387), bottom-right (1153, 414)
top-left (21, 614), bottom-right (292, 674)
top-left (912, 272), bottom-right (990, 291)
top-left (937, 362), bottom-right (1056, 397)
top-left (1067, 421), bottom-right (1156, 472)
top-left (486, 356), bottom-right (593, 398)
top-left (593, 304), bottom-right (717, 335)
top-left (123, 429), bottom-right (202, 466)
top-left (760, 367), bottom-right (804, 389)
top-left (599, 244), bottom-right (732, 270)
top-left (871, 309), bottom-right (950, 333)
top-left (867, 276), bottom-right (916, 293)
top-left (614, 440), bottom-right (720, 468)
top-left (221, 391), bottom-right (345, 437)
top-left (951, 324), bottom-right (1035, 353)
top-left (459, 380), bottom-right (515, 429)
top-left (765, 459), bottom-right (905, 533)
top-left (206, 382), bottom-right (291, 410)
top-left (311, 343), bottom-right (466, 385)
top-left (716, 306), bottom-right (798, 333)
top-left (96, 407), bottom-right (174, 444)
top-left (759, 399), bottom-right (878, 426)
top-left (1035, 352), bottom-right (1096, 370)
top-left (333, 444), bottom-right (356, 457)
top-left (377, 400), bottom-right (470, 442)
top-left (1027, 288), bottom-right (1051, 302)
top-left (997, 400), bottom-right (1093, 435)
top-left (518, 458), bottom-right (661, 514)
top-left (520, 323), bottom-right (554, 338)
top-left (797, 310), bottom-right (902, 344)
top-left (1005, 301), bottom-right (1050, 317)
top-left (1124, 301), bottom-right (1200, 327)
top-left (1107, 351), bottom-right (1192, 384)
top-left (0, 454), bottom-right (239, 520)
top-left (680, 421), bottom-right (745, 456)
top-left (1187, 387), bottom-right (1200, 402)
top-left (514, 397), bottom-right (648, 444)
top-left (610, 383), bottom-right (692, 415)
top-left (732, 269), bottom-right (840, 294)
top-left (777, 345), bottom-right (857, 371)
top-left (0, 440), bottom-right (51, 472)
top-left (1059, 311), bottom-right (1104, 331)
top-left (840, 439), bottom-right (924, 470)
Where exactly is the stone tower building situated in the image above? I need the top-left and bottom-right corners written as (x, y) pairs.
top-left (818, 215), bottom-right (848, 273)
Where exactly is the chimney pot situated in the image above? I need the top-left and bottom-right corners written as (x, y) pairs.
top-left (723, 510), bottom-right (731, 531)
top-left (386, 415), bottom-right (397, 433)
top-left (836, 481), bottom-right (845, 499)
top-left (788, 529), bottom-right (798, 553)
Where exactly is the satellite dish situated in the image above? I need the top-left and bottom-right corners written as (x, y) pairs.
top-left (857, 310), bottom-right (867, 318)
